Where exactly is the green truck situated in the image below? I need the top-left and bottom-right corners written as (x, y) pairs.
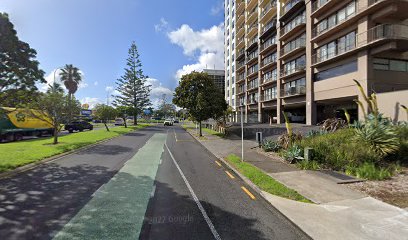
top-left (0, 107), bottom-right (54, 142)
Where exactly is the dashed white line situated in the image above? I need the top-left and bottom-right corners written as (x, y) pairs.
top-left (150, 185), bottom-right (156, 198)
top-left (165, 143), bottom-right (222, 240)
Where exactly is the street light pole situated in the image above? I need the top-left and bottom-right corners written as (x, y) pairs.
top-left (241, 105), bottom-right (244, 162)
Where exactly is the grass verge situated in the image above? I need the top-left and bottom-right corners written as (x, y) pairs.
top-left (0, 124), bottom-right (150, 172)
top-left (202, 128), bottom-right (224, 138)
top-left (226, 154), bottom-right (312, 203)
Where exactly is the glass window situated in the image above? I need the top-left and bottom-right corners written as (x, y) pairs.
top-left (390, 60), bottom-right (407, 71)
top-left (346, 31), bottom-right (356, 51)
top-left (327, 41), bottom-right (336, 58)
top-left (346, 1), bottom-right (356, 17)
top-left (338, 8), bottom-right (346, 22)
top-left (314, 60), bottom-right (357, 81)
top-left (328, 15), bottom-right (337, 29)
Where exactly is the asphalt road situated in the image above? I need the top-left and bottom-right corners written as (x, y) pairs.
top-left (0, 125), bottom-right (309, 240)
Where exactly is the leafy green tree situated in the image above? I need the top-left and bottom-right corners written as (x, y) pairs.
top-left (29, 86), bottom-right (80, 144)
top-left (113, 42), bottom-right (151, 125)
top-left (116, 105), bottom-right (134, 128)
top-left (93, 104), bottom-right (117, 131)
top-left (0, 12), bottom-right (45, 107)
top-left (173, 71), bottom-right (227, 136)
top-left (59, 64), bottom-right (82, 121)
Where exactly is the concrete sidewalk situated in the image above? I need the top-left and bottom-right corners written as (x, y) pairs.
top-left (185, 127), bottom-right (408, 240)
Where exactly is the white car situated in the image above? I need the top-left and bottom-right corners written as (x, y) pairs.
top-left (114, 118), bottom-right (125, 126)
top-left (164, 119), bottom-right (173, 126)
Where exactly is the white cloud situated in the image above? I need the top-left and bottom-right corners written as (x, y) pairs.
top-left (105, 86), bottom-right (114, 92)
top-left (154, 18), bottom-right (169, 33)
top-left (146, 78), bottom-right (174, 108)
top-left (80, 97), bottom-right (103, 109)
top-left (94, 81), bottom-right (98, 86)
top-left (211, 1), bottom-right (224, 16)
top-left (167, 23), bottom-right (225, 81)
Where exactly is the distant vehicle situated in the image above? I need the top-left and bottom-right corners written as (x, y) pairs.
top-left (173, 118), bottom-right (179, 123)
top-left (0, 107), bottom-right (54, 142)
top-left (64, 121), bottom-right (93, 133)
top-left (164, 119), bottom-right (173, 126)
top-left (114, 118), bottom-right (125, 126)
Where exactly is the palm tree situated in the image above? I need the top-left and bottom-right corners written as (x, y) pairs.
top-left (59, 64), bottom-right (82, 98)
top-left (59, 64), bottom-right (82, 122)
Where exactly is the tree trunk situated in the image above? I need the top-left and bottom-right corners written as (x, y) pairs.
top-left (104, 121), bottom-right (110, 132)
top-left (199, 121), bottom-right (202, 137)
top-left (134, 114), bottom-right (138, 125)
top-left (123, 117), bottom-right (127, 128)
top-left (53, 127), bottom-right (58, 144)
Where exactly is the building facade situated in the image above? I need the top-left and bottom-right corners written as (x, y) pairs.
top-left (225, 0), bottom-right (408, 124)
top-left (225, 0), bottom-right (237, 121)
top-left (203, 69), bottom-right (226, 94)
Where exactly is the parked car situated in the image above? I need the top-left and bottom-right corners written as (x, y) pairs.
top-left (114, 118), bottom-right (125, 126)
top-left (65, 121), bottom-right (93, 133)
top-left (164, 119), bottom-right (173, 126)
top-left (173, 118), bottom-right (179, 123)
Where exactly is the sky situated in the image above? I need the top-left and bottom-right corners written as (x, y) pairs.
top-left (0, 0), bottom-right (225, 108)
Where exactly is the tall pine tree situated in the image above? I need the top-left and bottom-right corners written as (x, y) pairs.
top-left (113, 42), bottom-right (151, 125)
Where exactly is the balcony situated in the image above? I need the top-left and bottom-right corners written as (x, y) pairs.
top-left (261, 1), bottom-right (277, 22)
top-left (236, 73), bottom-right (246, 83)
top-left (311, 0), bottom-right (331, 15)
top-left (237, 11), bottom-right (245, 25)
top-left (247, 9), bottom-right (258, 23)
top-left (261, 54), bottom-right (277, 69)
top-left (261, 94), bottom-right (277, 102)
top-left (237, 85), bottom-right (246, 95)
top-left (281, 0), bottom-right (304, 21)
top-left (236, 60), bottom-right (246, 71)
top-left (280, 65), bottom-right (306, 78)
top-left (246, 0), bottom-right (257, 10)
top-left (237, 36), bottom-right (245, 49)
top-left (246, 35), bottom-right (258, 51)
top-left (247, 97), bottom-right (259, 105)
top-left (280, 37), bottom-right (306, 58)
top-left (312, 24), bottom-right (408, 65)
top-left (247, 23), bottom-right (258, 38)
top-left (261, 19), bottom-right (277, 37)
top-left (280, 14), bottom-right (306, 40)
top-left (237, 24), bottom-right (245, 37)
top-left (236, 1), bottom-right (245, 13)
top-left (281, 85), bottom-right (306, 98)
top-left (247, 79), bottom-right (259, 91)
top-left (261, 36), bottom-right (277, 53)
top-left (261, 74), bottom-right (277, 85)
top-left (236, 48), bottom-right (245, 61)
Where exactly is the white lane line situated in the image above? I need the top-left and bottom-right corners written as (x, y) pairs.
top-left (91, 183), bottom-right (105, 197)
top-left (159, 159), bottom-right (163, 165)
top-left (165, 143), bottom-right (222, 240)
top-left (150, 185), bottom-right (156, 198)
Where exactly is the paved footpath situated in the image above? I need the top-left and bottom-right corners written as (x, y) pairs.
top-left (0, 125), bottom-right (309, 240)
top-left (189, 126), bottom-right (408, 240)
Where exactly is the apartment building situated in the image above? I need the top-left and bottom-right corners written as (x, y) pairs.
top-left (226, 0), bottom-right (408, 125)
top-left (225, 0), bottom-right (237, 121)
top-left (203, 69), bottom-right (226, 94)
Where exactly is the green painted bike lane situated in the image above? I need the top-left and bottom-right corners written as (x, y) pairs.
top-left (53, 133), bottom-right (167, 240)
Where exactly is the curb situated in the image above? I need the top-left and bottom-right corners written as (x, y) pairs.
top-left (183, 128), bottom-right (312, 240)
top-left (0, 127), bottom-right (149, 180)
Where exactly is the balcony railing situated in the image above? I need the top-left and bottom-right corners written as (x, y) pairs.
top-left (281, 37), bottom-right (306, 56)
top-left (282, 85), bottom-right (306, 97)
top-left (261, 94), bottom-right (277, 102)
top-left (237, 73), bottom-right (246, 82)
top-left (261, 36), bottom-right (277, 50)
top-left (261, 1), bottom-right (277, 17)
top-left (280, 65), bottom-right (306, 77)
top-left (247, 79), bottom-right (259, 90)
top-left (282, 0), bottom-right (303, 16)
top-left (312, 24), bottom-right (408, 64)
top-left (247, 35), bottom-right (258, 48)
top-left (281, 14), bottom-right (306, 37)
top-left (262, 74), bottom-right (277, 84)
top-left (247, 23), bottom-right (258, 35)
top-left (262, 19), bottom-right (277, 34)
top-left (247, 9), bottom-right (258, 21)
top-left (247, 96), bottom-right (259, 105)
top-left (236, 60), bottom-right (245, 70)
top-left (311, 0), bottom-right (330, 13)
top-left (246, 51), bottom-right (259, 63)
top-left (262, 54), bottom-right (277, 66)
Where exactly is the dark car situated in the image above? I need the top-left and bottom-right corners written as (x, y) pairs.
top-left (65, 121), bottom-right (93, 133)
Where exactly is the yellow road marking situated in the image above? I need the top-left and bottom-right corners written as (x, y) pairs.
top-left (225, 171), bottom-right (235, 179)
top-left (215, 161), bottom-right (222, 167)
top-left (241, 186), bottom-right (256, 200)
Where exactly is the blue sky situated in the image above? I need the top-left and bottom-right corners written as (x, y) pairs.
top-left (0, 0), bottom-right (225, 108)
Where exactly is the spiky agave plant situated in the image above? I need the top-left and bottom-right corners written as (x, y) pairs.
top-left (282, 111), bottom-right (292, 136)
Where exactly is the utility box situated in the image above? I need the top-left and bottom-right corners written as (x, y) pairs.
top-left (304, 147), bottom-right (314, 161)
top-left (256, 132), bottom-right (263, 148)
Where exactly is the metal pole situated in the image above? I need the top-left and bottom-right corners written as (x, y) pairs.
top-left (241, 106), bottom-right (244, 162)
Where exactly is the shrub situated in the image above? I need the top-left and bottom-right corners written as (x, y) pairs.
top-left (297, 159), bottom-right (321, 170)
top-left (345, 162), bottom-right (393, 180)
top-left (262, 139), bottom-right (281, 152)
top-left (277, 132), bottom-right (302, 149)
top-left (281, 144), bottom-right (303, 163)
top-left (305, 129), bottom-right (327, 138)
top-left (353, 114), bottom-right (399, 157)
top-left (320, 118), bottom-right (347, 132)
top-left (298, 128), bottom-right (380, 171)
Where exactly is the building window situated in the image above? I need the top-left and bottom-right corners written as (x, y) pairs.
top-left (373, 58), bottom-right (408, 72)
top-left (314, 60), bottom-right (357, 81)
